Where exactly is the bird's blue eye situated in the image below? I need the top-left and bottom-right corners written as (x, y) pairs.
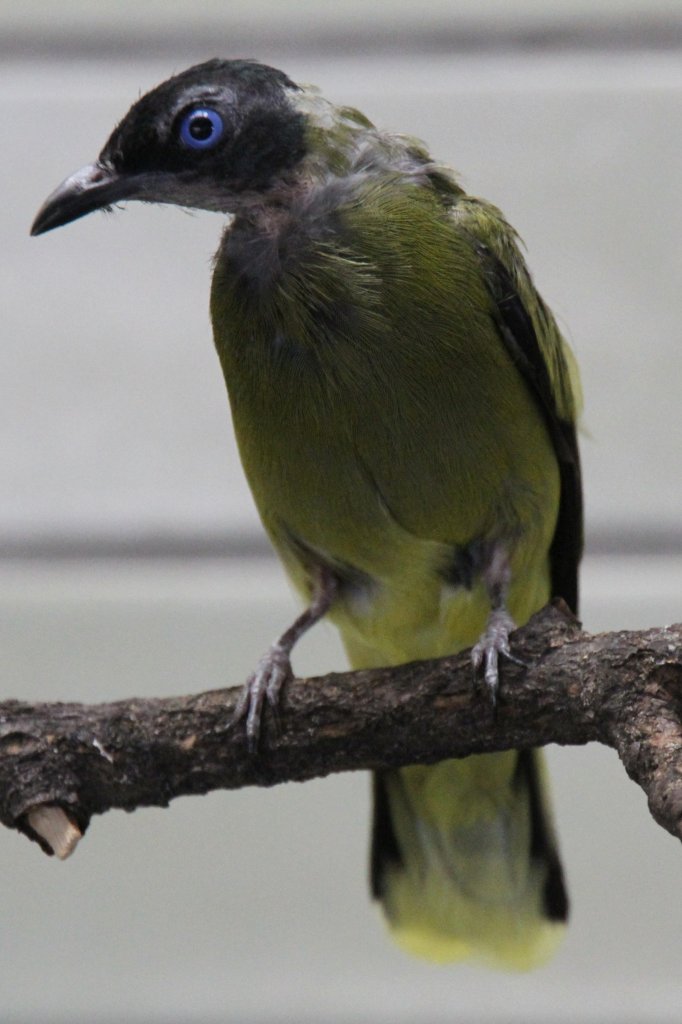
top-left (179, 108), bottom-right (224, 150)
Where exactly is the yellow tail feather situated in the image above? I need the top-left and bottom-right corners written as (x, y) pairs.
top-left (371, 750), bottom-right (567, 970)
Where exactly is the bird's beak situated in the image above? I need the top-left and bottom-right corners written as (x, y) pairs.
top-left (31, 161), bottom-right (134, 236)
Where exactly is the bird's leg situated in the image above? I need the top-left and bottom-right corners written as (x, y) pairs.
top-left (233, 565), bottom-right (338, 752)
top-left (471, 545), bottom-right (524, 703)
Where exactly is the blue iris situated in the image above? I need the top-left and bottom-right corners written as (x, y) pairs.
top-left (179, 108), bottom-right (224, 150)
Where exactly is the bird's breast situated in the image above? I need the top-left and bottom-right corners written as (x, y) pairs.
top-left (208, 185), bottom-right (560, 657)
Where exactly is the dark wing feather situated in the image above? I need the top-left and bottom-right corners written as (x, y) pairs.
top-left (452, 195), bottom-right (583, 614)
top-left (486, 255), bottom-right (583, 613)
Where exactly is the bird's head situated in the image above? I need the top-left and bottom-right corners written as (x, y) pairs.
top-left (31, 59), bottom-right (312, 235)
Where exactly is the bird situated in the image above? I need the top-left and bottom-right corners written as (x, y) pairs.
top-left (31, 58), bottom-right (583, 970)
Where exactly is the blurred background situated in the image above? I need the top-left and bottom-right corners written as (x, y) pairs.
top-left (2, 1), bottom-right (682, 1021)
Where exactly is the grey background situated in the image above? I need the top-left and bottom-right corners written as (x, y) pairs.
top-left (2, 2), bottom-right (682, 1021)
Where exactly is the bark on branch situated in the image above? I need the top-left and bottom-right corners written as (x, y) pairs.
top-left (2, 601), bottom-right (682, 857)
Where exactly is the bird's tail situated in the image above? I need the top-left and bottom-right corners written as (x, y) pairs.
top-left (371, 749), bottom-right (568, 970)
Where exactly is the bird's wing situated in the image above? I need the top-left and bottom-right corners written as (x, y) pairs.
top-left (452, 196), bottom-right (583, 612)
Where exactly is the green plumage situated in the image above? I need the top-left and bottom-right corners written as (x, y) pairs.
top-left (211, 115), bottom-right (580, 968)
top-left (31, 61), bottom-right (582, 970)
top-left (213, 180), bottom-right (561, 624)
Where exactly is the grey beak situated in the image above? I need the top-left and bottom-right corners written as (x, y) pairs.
top-left (31, 162), bottom-right (132, 236)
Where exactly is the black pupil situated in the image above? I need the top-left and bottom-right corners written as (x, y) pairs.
top-left (189, 115), bottom-right (214, 141)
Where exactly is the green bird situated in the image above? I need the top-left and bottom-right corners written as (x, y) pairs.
top-left (32, 59), bottom-right (582, 970)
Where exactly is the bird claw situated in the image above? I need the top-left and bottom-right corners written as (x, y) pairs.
top-left (471, 609), bottom-right (524, 704)
top-left (232, 642), bottom-right (292, 753)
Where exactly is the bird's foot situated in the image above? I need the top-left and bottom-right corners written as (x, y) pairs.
top-left (232, 642), bottom-right (293, 754)
top-left (231, 566), bottom-right (338, 753)
top-left (471, 608), bottom-right (525, 704)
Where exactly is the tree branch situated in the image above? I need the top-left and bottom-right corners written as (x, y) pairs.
top-left (2, 601), bottom-right (682, 857)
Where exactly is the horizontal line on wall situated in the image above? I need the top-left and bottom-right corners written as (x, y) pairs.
top-left (0, 527), bottom-right (681, 563)
top-left (3, 18), bottom-right (682, 63)
top-left (0, 531), bottom-right (275, 562)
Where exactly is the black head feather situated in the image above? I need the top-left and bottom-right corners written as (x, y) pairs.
top-left (31, 59), bottom-right (309, 234)
top-left (101, 59), bottom-right (306, 190)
